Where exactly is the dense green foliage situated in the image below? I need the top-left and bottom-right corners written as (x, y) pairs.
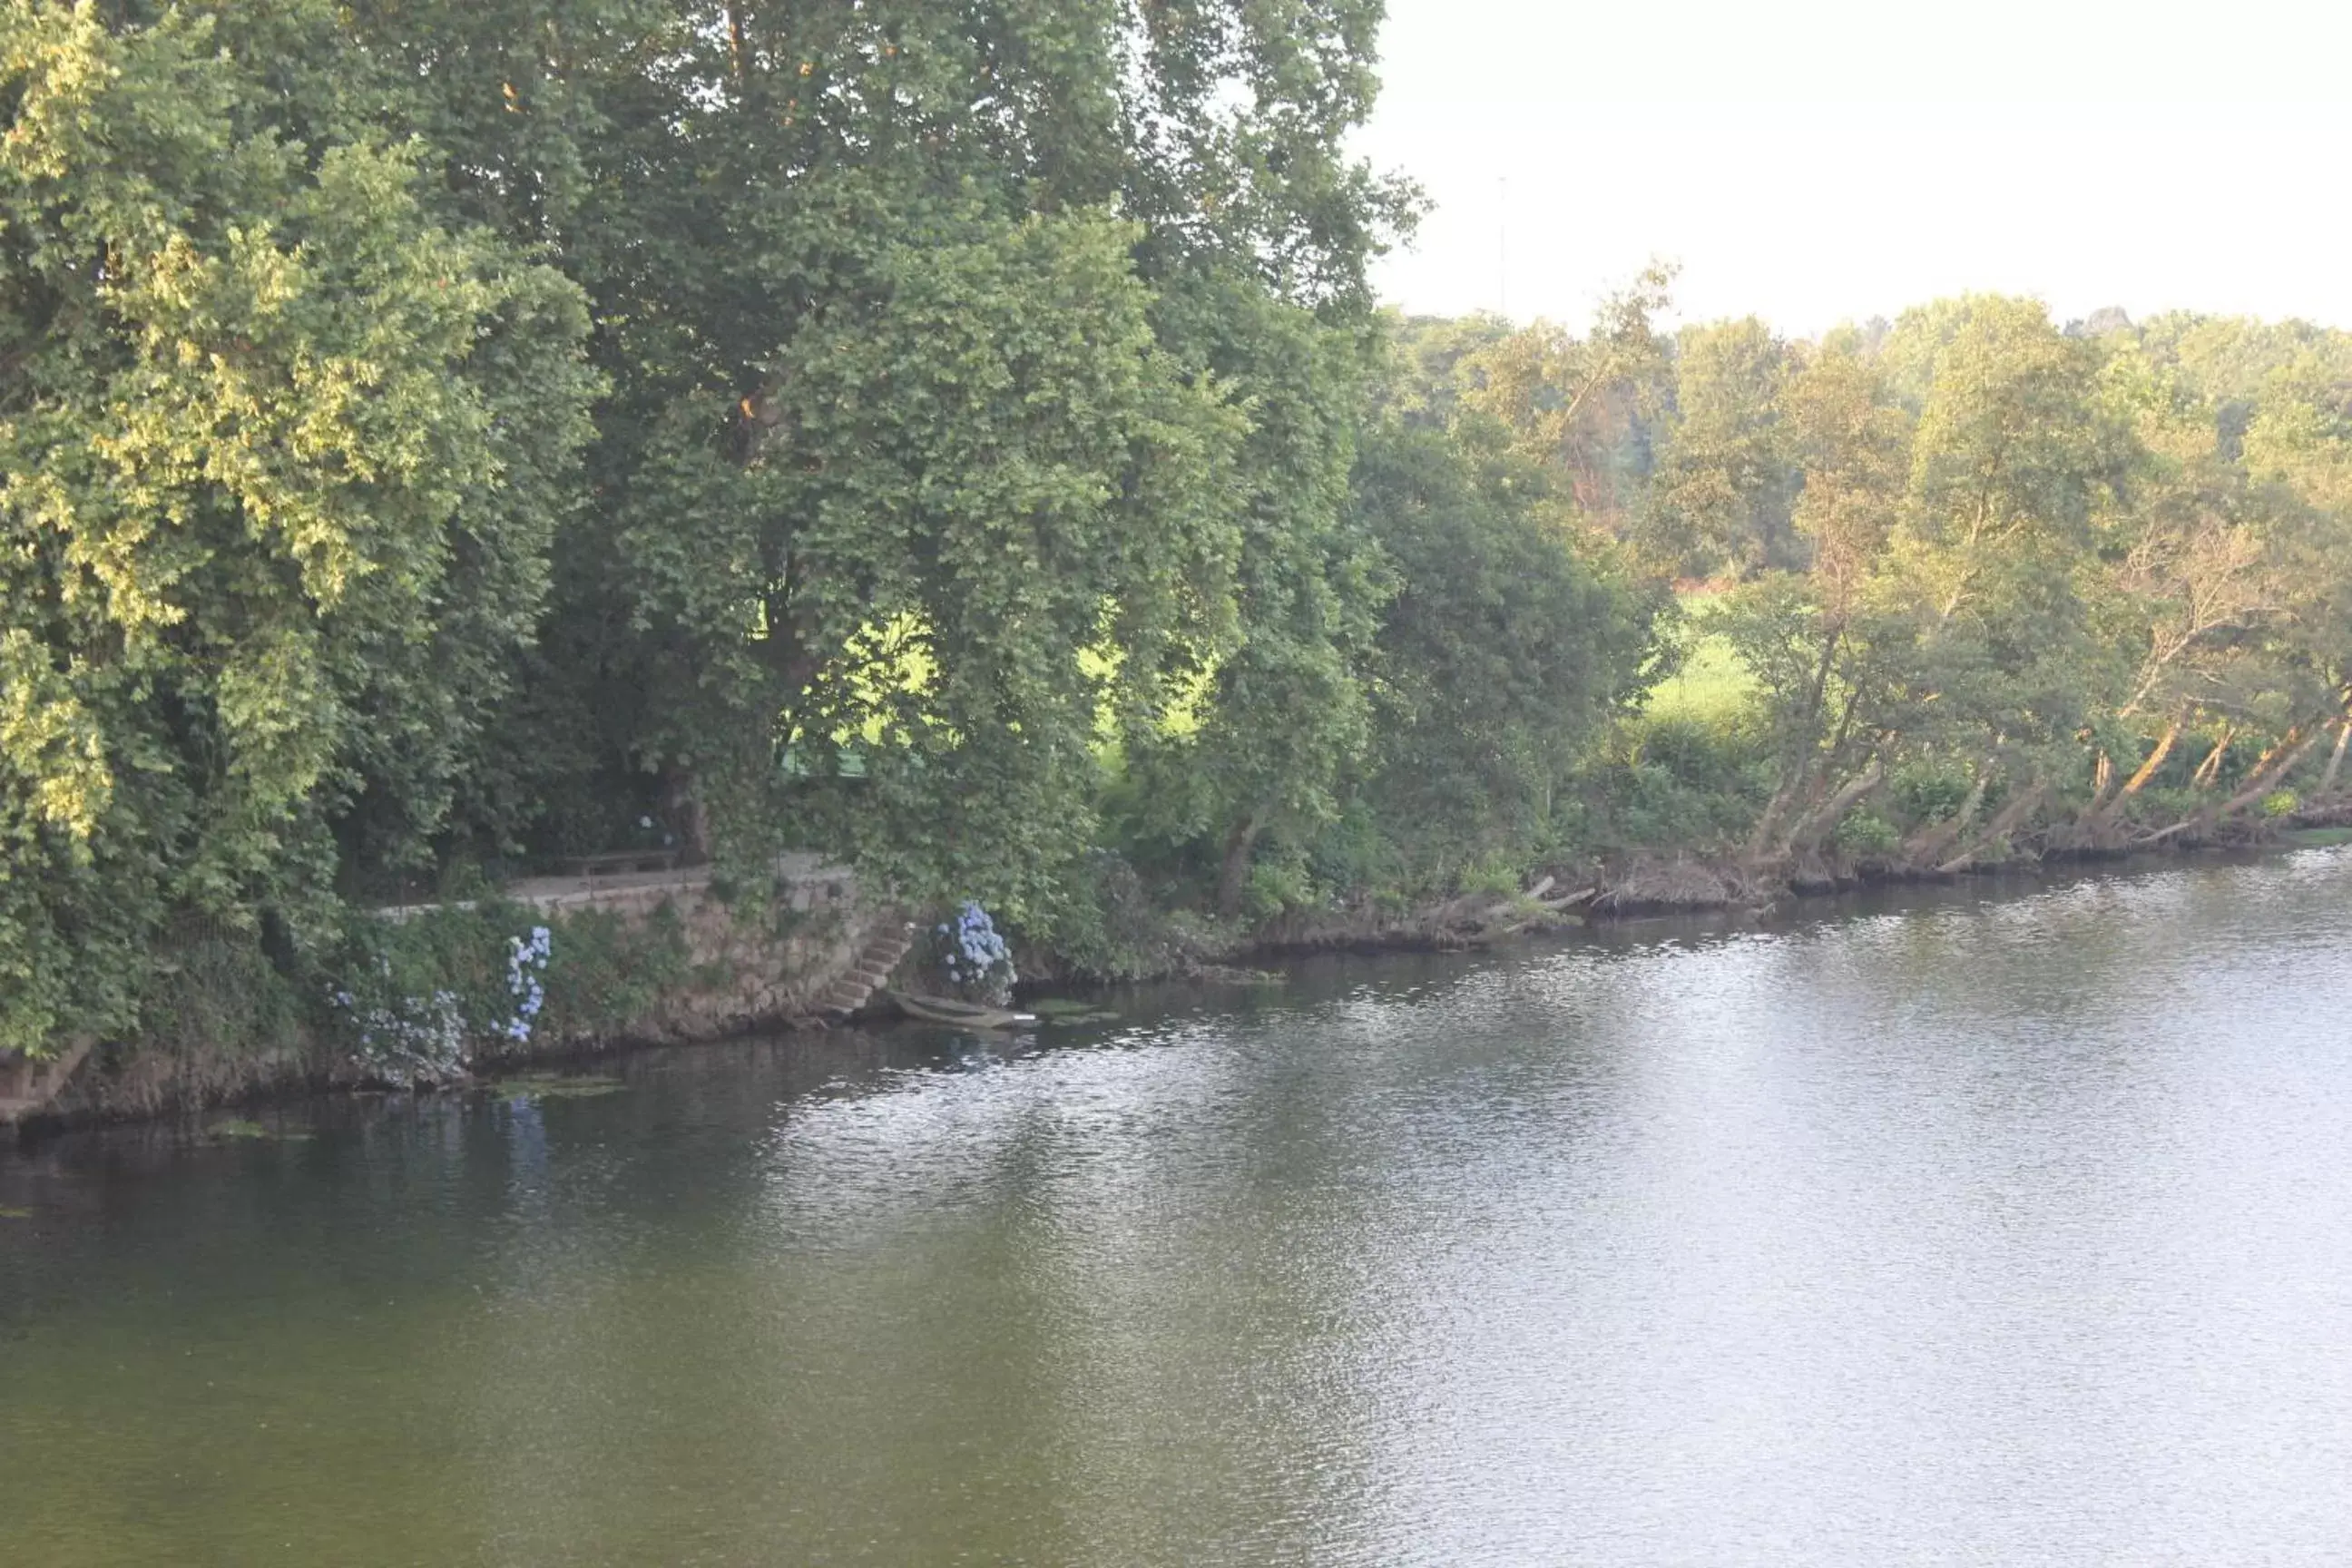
top-left (2, 0), bottom-right (1420, 1063)
top-left (1, 1), bottom-right (595, 1055)
top-left (1402, 292), bottom-right (2352, 877)
top-left (6, 1), bottom-right (2350, 1073)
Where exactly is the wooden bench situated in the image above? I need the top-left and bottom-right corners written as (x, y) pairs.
top-left (563, 848), bottom-right (681, 881)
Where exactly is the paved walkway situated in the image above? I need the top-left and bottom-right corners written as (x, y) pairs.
top-left (376, 852), bottom-right (853, 920)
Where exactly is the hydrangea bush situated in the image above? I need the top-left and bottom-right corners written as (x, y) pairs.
top-left (505, 926), bottom-right (552, 1044)
top-left (324, 907), bottom-right (555, 1086)
top-left (933, 900), bottom-right (1016, 1006)
top-left (330, 975), bottom-right (469, 1088)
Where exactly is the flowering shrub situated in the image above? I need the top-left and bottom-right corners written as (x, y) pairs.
top-left (323, 904), bottom-right (555, 1086)
top-left (505, 926), bottom-right (552, 1043)
top-left (933, 900), bottom-right (1016, 1005)
top-left (330, 974), bottom-right (469, 1088)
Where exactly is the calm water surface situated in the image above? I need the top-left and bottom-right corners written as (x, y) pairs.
top-left (5, 850), bottom-right (2352, 1565)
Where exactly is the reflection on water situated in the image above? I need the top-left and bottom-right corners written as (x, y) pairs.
top-left (5, 849), bottom-right (2351, 1565)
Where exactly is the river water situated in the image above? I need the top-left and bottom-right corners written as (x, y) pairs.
top-left (5, 849), bottom-right (2351, 1565)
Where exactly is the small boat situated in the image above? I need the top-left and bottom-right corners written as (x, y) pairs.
top-left (887, 991), bottom-right (1037, 1031)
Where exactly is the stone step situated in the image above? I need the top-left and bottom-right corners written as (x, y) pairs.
top-left (807, 918), bottom-right (918, 1018)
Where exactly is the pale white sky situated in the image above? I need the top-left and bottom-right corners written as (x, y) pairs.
top-left (1355, 0), bottom-right (2352, 336)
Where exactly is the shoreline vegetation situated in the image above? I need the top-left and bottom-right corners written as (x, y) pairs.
top-left (7, 828), bottom-right (2347, 1139)
top-left (7, 4), bottom-right (2352, 1131)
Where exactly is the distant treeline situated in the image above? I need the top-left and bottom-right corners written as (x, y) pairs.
top-left (1385, 283), bottom-right (2352, 883)
top-left (4, 2), bottom-right (2347, 1069)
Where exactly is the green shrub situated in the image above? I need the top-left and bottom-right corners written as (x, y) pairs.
top-left (132, 919), bottom-right (309, 1093)
top-left (1024, 850), bottom-right (1190, 981)
top-left (1595, 714), bottom-right (1774, 849)
top-left (1456, 854), bottom-right (1524, 898)
top-left (1305, 801), bottom-right (1405, 903)
top-left (1888, 760), bottom-right (1975, 827)
top-left (1834, 809), bottom-right (1903, 858)
top-left (1243, 857), bottom-right (1316, 924)
top-left (539, 902), bottom-right (691, 1043)
top-left (318, 897), bottom-right (689, 1083)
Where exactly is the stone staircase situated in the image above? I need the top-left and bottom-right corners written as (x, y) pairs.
top-left (814, 920), bottom-right (916, 1021)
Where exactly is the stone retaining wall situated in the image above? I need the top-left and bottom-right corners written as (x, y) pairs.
top-left (6, 865), bottom-right (886, 1129)
top-left (514, 868), bottom-right (885, 1045)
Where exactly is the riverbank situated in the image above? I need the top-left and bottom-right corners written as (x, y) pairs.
top-left (9, 818), bottom-right (2344, 1146)
top-left (1151, 800), bottom-right (2352, 967)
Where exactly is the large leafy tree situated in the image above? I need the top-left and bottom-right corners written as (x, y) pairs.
top-left (1351, 418), bottom-right (1658, 877)
top-left (1721, 333), bottom-right (1917, 860)
top-left (354, 0), bottom-right (1409, 915)
top-left (621, 208), bottom-right (1246, 914)
top-left (1456, 262), bottom-right (1675, 531)
top-left (0, 0), bottom-right (597, 1054)
top-left (1640, 317), bottom-right (1798, 580)
top-left (1120, 279), bottom-right (1388, 917)
top-left (1724, 299), bottom-right (2127, 865)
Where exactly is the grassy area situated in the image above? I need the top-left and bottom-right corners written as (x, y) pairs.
top-left (1643, 624), bottom-right (1757, 729)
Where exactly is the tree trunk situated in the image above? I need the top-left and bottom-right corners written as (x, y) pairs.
top-left (1937, 782), bottom-right (2046, 875)
top-left (2241, 730), bottom-right (2295, 784)
top-left (2191, 726), bottom-right (2233, 790)
top-left (2321, 719), bottom-right (2351, 796)
top-left (725, 0), bottom-right (750, 95)
top-left (1745, 778), bottom-right (1800, 864)
top-left (1905, 760), bottom-right (1994, 864)
top-left (1783, 759), bottom-right (1886, 856)
top-left (1746, 631), bottom-right (1845, 863)
top-left (659, 766), bottom-right (711, 866)
top-left (2236, 728), bottom-right (2318, 812)
top-left (2121, 720), bottom-right (2180, 798)
top-left (2085, 720), bottom-right (2179, 833)
top-left (2079, 750), bottom-right (2118, 830)
top-left (1215, 814), bottom-right (1262, 922)
top-left (2143, 728), bottom-right (2325, 843)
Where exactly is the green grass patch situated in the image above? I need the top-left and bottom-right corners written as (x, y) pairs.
top-left (1645, 628), bottom-right (1757, 728)
top-left (485, 1073), bottom-right (628, 1102)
